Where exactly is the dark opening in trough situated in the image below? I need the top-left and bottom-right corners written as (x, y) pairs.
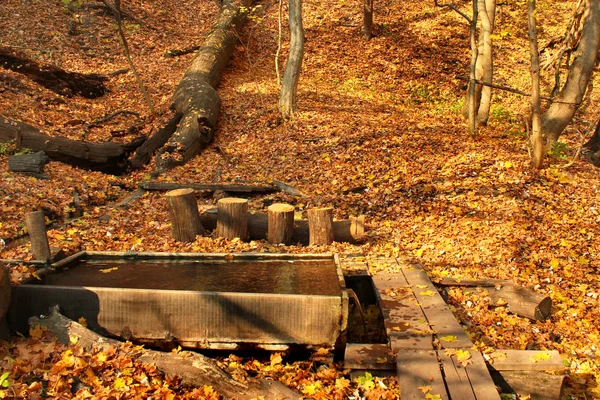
top-left (10, 252), bottom-right (349, 351)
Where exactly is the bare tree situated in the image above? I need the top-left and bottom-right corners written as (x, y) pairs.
top-left (361, 0), bottom-right (374, 40)
top-left (528, 0), bottom-right (543, 168)
top-left (474, 0), bottom-right (495, 124)
top-left (279, 0), bottom-right (304, 119)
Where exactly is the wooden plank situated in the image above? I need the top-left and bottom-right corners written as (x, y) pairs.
top-left (372, 273), bottom-right (433, 350)
top-left (344, 343), bottom-right (395, 371)
top-left (490, 370), bottom-right (565, 400)
top-left (486, 350), bottom-right (565, 372)
top-left (463, 349), bottom-right (502, 400)
top-left (396, 349), bottom-right (449, 400)
top-left (398, 259), bottom-right (473, 348)
top-left (439, 352), bottom-right (477, 400)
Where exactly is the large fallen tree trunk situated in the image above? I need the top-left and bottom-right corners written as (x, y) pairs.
top-left (29, 306), bottom-right (298, 399)
top-left (0, 117), bottom-right (145, 174)
top-left (0, 46), bottom-right (107, 98)
top-left (155, 0), bottom-right (252, 173)
top-left (200, 208), bottom-right (365, 244)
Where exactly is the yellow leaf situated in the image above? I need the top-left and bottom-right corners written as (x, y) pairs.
top-left (456, 349), bottom-right (472, 366)
top-left (100, 267), bottom-right (118, 273)
top-left (503, 161), bottom-right (513, 168)
top-left (418, 385), bottom-right (432, 394)
top-left (67, 228), bottom-right (78, 235)
top-left (426, 394), bottom-right (443, 400)
top-left (550, 258), bottom-right (559, 268)
top-left (302, 383), bottom-right (321, 395)
top-left (420, 290), bottom-right (436, 297)
top-left (440, 335), bottom-right (457, 343)
top-left (530, 353), bottom-right (551, 363)
top-left (270, 353), bottom-right (283, 366)
top-left (78, 317), bottom-right (88, 327)
top-left (376, 357), bottom-right (388, 364)
top-left (113, 377), bottom-right (126, 390)
top-left (69, 335), bottom-right (79, 345)
top-left (416, 284), bottom-right (428, 289)
top-left (578, 256), bottom-right (589, 265)
top-left (172, 346), bottom-right (182, 354)
top-left (30, 324), bottom-right (44, 339)
top-left (335, 377), bottom-right (351, 389)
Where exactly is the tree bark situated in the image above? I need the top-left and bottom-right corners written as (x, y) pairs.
top-left (129, 113), bottom-right (181, 169)
top-left (542, 0), bottom-right (600, 148)
top-left (474, 0), bottom-right (495, 125)
top-left (25, 211), bottom-right (51, 262)
top-left (0, 117), bottom-right (144, 174)
top-left (199, 208), bottom-right (365, 244)
top-left (267, 203), bottom-right (295, 244)
top-left (528, 0), bottom-right (544, 169)
top-left (165, 188), bottom-right (205, 242)
top-left (156, 0), bottom-right (251, 172)
top-left (360, 0), bottom-right (374, 40)
top-left (0, 47), bottom-right (107, 98)
top-left (216, 197), bottom-right (248, 240)
top-left (279, 0), bottom-right (305, 119)
top-left (8, 151), bottom-right (50, 178)
top-left (307, 207), bottom-right (334, 246)
top-left (29, 307), bottom-right (299, 399)
top-left (467, 0), bottom-right (479, 137)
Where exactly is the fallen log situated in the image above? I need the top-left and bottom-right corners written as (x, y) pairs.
top-left (129, 113), bottom-right (182, 169)
top-left (200, 208), bottom-right (365, 244)
top-left (29, 306), bottom-right (298, 399)
top-left (0, 117), bottom-right (145, 173)
top-left (439, 278), bottom-right (552, 321)
top-left (139, 181), bottom-right (278, 194)
top-left (8, 151), bottom-right (49, 178)
top-left (0, 46), bottom-right (107, 98)
top-left (155, 0), bottom-right (252, 172)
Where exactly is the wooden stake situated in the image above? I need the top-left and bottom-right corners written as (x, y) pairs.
top-left (307, 207), bottom-right (334, 245)
top-left (267, 203), bottom-right (295, 244)
top-left (165, 188), bottom-right (204, 242)
top-left (216, 198), bottom-right (248, 240)
top-left (25, 211), bottom-right (51, 261)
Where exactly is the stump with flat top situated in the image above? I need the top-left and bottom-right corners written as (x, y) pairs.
top-left (25, 210), bottom-right (51, 261)
top-left (267, 203), bottom-right (295, 244)
top-left (216, 197), bottom-right (248, 240)
top-left (165, 188), bottom-right (205, 242)
top-left (307, 207), bottom-right (334, 245)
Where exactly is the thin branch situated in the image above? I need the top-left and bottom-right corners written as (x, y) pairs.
top-left (85, 110), bottom-right (141, 129)
top-left (275, 0), bottom-right (283, 86)
top-left (434, 0), bottom-right (472, 23)
top-left (558, 115), bottom-right (600, 169)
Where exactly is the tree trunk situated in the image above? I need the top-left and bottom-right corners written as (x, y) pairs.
top-left (0, 46), bottom-right (107, 98)
top-left (279, 0), bottom-right (304, 119)
top-left (528, 0), bottom-right (544, 169)
top-left (0, 117), bottom-right (144, 174)
top-left (267, 203), bottom-right (295, 244)
top-left (216, 197), bottom-right (248, 240)
top-left (360, 0), bottom-right (374, 40)
top-left (29, 307), bottom-right (299, 399)
top-left (474, 0), bottom-right (495, 125)
top-left (165, 188), bottom-right (205, 242)
top-left (129, 113), bottom-right (182, 169)
top-left (467, 0), bottom-right (479, 137)
top-left (542, 0), bottom-right (600, 148)
top-left (156, 0), bottom-right (251, 172)
top-left (307, 207), bottom-right (334, 246)
top-left (25, 211), bottom-right (51, 262)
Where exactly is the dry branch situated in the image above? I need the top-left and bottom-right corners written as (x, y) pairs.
top-left (139, 181), bottom-right (277, 194)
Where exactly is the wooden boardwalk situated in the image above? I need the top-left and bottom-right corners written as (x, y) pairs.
top-left (341, 255), bottom-right (502, 400)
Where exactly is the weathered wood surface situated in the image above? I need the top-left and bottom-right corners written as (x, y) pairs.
top-left (396, 349), bottom-right (449, 400)
top-left (0, 265), bottom-right (10, 321)
top-left (307, 207), bottom-right (334, 245)
top-left (486, 349), bottom-right (564, 372)
top-left (156, 0), bottom-right (252, 172)
top-left (130, 113), bottom-right (182, 169)
top-left (29, 307), bottom-right (299, 399)
top-left (491, 370), bottom-right (565, 400)
top-left (0, 117), bottom-right (144, 173)
top-left (267, 203), bottom-right (295, 244)
top-left (199, 209), bottom-right (365, 244)
top-left (139, 181), bottom-right (278, 194)
top-left (25, 211), bottom-right (51, 261)
top-left (344, 343), bottom-right (395, 371)
top-left (165, 188), bottom-right (205, 242)
top-left (440, 278), bottom-right (552, 321)
top-left (8, 151), bottom-right (49, 178)
top-left (216, 197), bottom-right (248, 240)
top-left (439, 352), bottom-right (478, 400)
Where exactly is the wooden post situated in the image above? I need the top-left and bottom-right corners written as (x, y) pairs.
top-left (165, 188), bottom-right (204, 242)
top-left (216, 197), bottom-right (248, 240)
top-left (307, 207), bottom-right (334, 245)
top-left (25, 211), bottom-right (51, 261)
top-left (267, 203), bottom-right (295, 244)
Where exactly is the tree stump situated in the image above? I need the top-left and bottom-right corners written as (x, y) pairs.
top-left (25, 211), bottom-right (51, 261)
top-left (267, 203), bottom-right (295, 244)
top-left (216, 198), bottom-right (248, 240)
top-left (307, 207), bottom-right (334, 245)
top-left (165, 188), bottom-right (205, 242)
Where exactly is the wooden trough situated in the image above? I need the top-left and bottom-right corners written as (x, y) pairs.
top-left (9, 252), bottom-right (349, 351)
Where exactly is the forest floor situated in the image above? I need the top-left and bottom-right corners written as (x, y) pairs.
top-left (1, 0), bottom-right (600, 398)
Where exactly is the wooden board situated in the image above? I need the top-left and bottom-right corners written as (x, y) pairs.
top-left (490, 370), bottom-right (565, 400)
top-left (439, 352), bottom-right (477, 400)
top-left (344, 343), bottom-right (395, 371)
top-left (464, 349), bottom-right (503, 400)
top-left (486, 350), bottom-right (565, 372)
top-left (397, 259), bottom-right (473, 349)
top-left (396, 349), bottom-right (449, 400)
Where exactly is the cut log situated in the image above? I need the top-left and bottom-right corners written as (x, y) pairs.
top-left (24, 211), bottom-right (51, 261)
top-left (139, 181), bottom-right (277, 194)
top-left (267, 203), bottom-right (295, 244)
top-left (28, 307), bottom-right (299, 399)
top-left (439, 278), bottom-right (552, 321)
top-left (129, 113), bottom-right (182, 169)
top-left (490, 370), bottom-right (565, 400)
top-left (486, 349), bottom-right (565, 372)
top-left (0, 117), bottom-right (145, 173)
top-left (307, 207), bottom-right (334, 245)
top-left (8, 151), bottom-right (50, 179)
top-left (0, 46), bottom-right (107, 98)
top-left (156, 0), bottom-right (252, 172)
top-left (199, 208), bottom-right (365, 244)
top-left (165, 188), bottom-right (205, 242)
top-left (216, 197), bottom-right (248, 240)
